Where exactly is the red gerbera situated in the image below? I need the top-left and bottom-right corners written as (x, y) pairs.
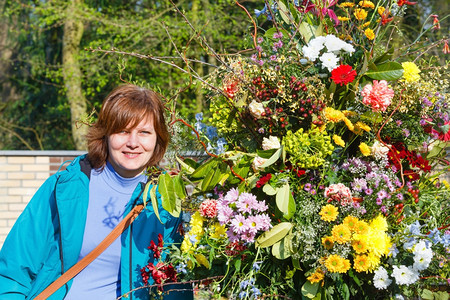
top-left (331, 65), bottom-right (357, 86)
top-left (397, 0), bottom-right (417, 6)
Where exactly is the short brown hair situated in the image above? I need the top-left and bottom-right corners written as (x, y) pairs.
top-left (87, 84), bottom-right (169, 169)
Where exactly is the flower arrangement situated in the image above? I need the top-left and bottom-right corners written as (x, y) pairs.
top-left (143, 1), bottom-right (449, 299)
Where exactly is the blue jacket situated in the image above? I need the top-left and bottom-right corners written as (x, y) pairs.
top-left (0, 155), bottom-right (192, 299)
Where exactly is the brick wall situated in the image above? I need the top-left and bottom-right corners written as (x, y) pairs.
top-left (0, 151), bottom-right (86, 248)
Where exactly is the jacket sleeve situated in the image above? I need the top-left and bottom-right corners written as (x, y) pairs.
top-left (0, 176), bottom-right (59, 299)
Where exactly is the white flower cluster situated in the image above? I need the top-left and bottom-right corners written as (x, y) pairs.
top-left (301, 35), bottom-right (355, 72)
top-left (371, 140), bottom-right (390, 160)
top-left (373, 240), bottom-right (434, 290)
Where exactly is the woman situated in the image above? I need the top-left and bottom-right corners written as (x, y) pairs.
top-left (0, 85), bottom-right (192, 299)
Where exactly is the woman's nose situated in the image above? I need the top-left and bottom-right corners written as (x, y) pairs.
top-left (126, 132), bottom-right (139, 148)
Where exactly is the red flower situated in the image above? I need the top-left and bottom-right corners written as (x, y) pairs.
top-left (331, 65), bottom-right (357, 86)
top-left (397, 0), bottom-right (417, 6)
top-left (148, 233), bottom-right (164, 259)
top-left (199, 199), bottom-right (218, 218)
top-left (443, 40), bottom-right (449, 54)
top-left (256, 173), bottom-right (272, 188)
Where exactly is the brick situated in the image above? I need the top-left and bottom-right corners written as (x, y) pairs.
top-left (0, 196), bottom-right (23, 203)
top-left (0, 156), bottom-right (6, 163)
top-left (22, 195), bottom-right (33, 203)
top-left (0, 227), bottom-right (12, 235)
top-left (22, 180), bottom-right (45, 188)
top-left (36, 156), bottom-right (49, 164)
top-left (7, 172), bottom-right (35, 180)
top-left (8, 156), bottom-right (35, 164)
top-left (0, 211), bottom-right (22, 219)
top-left (22, 164), bottom-right (49, 172)
top-left (0, 165), bottom-right (21, 172)
top-left (0, 219), bottom-right (7, 227)
top-left (36, 172), bottom-right (50, 179)
top-left (0, 204), bottom-right (7, 210)
top-left (7, 219), bottom-right (18, 227)
top-left (8, 203), bottom-right (27, 211)
top-left (0, 188), bottom-right (6, 195)
top-left (0, 173), bottom-right (5, 180)
top-left (0, 180), bottom-right (21, 188)
top-left (8, 188), bottom-right (37, 196)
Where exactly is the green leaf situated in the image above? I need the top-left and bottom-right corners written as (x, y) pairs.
top-left (301, 281), bottom-right (319, 299)
top-left (374, 47), bottom-right (394, 65)
top-left (272, 235), bottom-right (292, 259)
top-left (421, 289), bottom-right (434, 300)
top-left (263, 183), bottom-right (277, 196)
top-left (257, 148), bottom-right (277, 159)
top-left (234, 259), bottom-right (241, 272)
top-left (173, 174), bottom-right (186, 200)
top-left (190, 159), bottom-right (217, 178)
top-left (150, 185), bottom-right (162, 224)
top-left (159, 173), bottom-right (177, 214)
top-left (200, 164), bottom-right (224, 191)
top-left (298, 22), bottom-right (321, 43)
top-left (366, 62), bottom-right (404, 81)
top-left (277, 1), bottom-right (291, 24)
top-left (256, 222), bottom-right (293, 248)
top-left (276, 183), bottom-right (291, 218)
top-left (142, 181), bottom-right (151, 207)
top-left (261, 146), bottom-right (282, 168)
top-left (292, 257), bottom-right (302, 270)
top-left (176, 157), bottom-right (196, 174)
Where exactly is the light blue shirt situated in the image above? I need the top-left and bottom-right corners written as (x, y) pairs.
top-left (65, 162), bottom-right (145, 299)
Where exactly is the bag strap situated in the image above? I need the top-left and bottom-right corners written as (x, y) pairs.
top-left (35, 204), bottom-right (145, 300)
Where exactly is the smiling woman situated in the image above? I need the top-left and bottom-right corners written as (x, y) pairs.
top-left (0, 84), bottom-right (192, 300)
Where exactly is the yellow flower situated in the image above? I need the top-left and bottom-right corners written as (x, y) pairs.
top-left (367, 251), bottom-right (381, 271)
top-left (307, 269), bottom-right (325, 283)
top-left (362, 21), bottom-right (371, 28)
top-left (340, 2), bottom-right (355, 8)
top-left (364, 28), bottom-right (375, 40)
top-left (402, 62), bottom-right (421, 82)
top-left (378, 7), bottom-right (386, 16)
top-left (359, 142), bottom-right (371, 156)
top-left (442, 180), bottom-right (449, 189)
top-left (324, 107), bottom-right (345, 122)
top-left (355, 121), bottom-right (371, 132)
top-left (355, 220), bottom-right (370, 234)
top-left (352, 238), bottom-right (369, 253)
top-left (209, 223), bottom-right (227, 239)
top-left (370, 215), bottom-right (388, 232)
top-left (325, 254), bottom-right (351, 273)
top-left (195, 253), bottom-right (211, 269)
top-left (319, 204), bottom-right (339, 222)
top-left (338, 16), bottom-right (351, 22)
top-left (367, 231), bottom-right (391, 257)
top-left (180, 239), bottom-right (193, 253)
top-left (343, 117), bottom-right (355, 131)
top-left (322, 236), bottom-right (334, 250)
top-left (354, 255), bottom-right (371, 272)
top-left (191, 211), bottom-right (205, 227)
top-left (343, 216), bottom-right (359, 232)
top-left (342, 110), bottom-right (358, 117)
top-left (359, 1), bottom-right (375, 9)
top-left (332, 224), bottom-right (352, 244)
top-left (333, 135), bottom-right (346, 147)
top-left (354, 8), bottom-right (368, 20)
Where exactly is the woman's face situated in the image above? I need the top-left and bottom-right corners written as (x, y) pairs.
top-left (107, 116), bottom-right (157, 178)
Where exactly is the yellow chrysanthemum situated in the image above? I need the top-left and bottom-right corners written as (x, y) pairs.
top-left (359, 1), bottom-right (375, 9)
top-left (354, 8), bottom-right (368, 20)
top-left (355, 220), bottom-right (370, 234)
top-left (402, 62), bottom-right (421, 82)
top-left (307, 269), bottom-right (325, 283)
top-left (322, 236), bottom-right (334, 250)
top-left (324, 107), bottom-right (345, 122)
top-left (343, 117), bottom-right (355, 131)
top-left (191, 211), bottom-right (205, 227)
top-left (325, 255), bottom-right (350, 273)
top-left (367, 251), bottom-right (381, 271)
top-left (340, 2), bottom-right (355, 8)
top-left (195, 253), bottom-right (211, 269)
top-left (180, 239), bottom-right (193, 253)
top-left (354, 255), bottom-right (371, 272)
top-left (352, 238), bottom-right (369, 254)
top-left (356, 121), bottom-right (371, 132)
top-left (209, 223), bottom-right (227, 239)
top-left (359, 142), bottom-right (371, 156)
top-left (332, 224), bottom-right (352, 244)
top-left (319, 204), bottom-right (339, 222)
top-left (367, 231), bottom-right (391, 257)
top-left (378, 7), bottom-right (386, 16)
top-left (364, 28), bottom-right (375, 40)
top-left (362, 21), bottom-right (371, 28)
top-left (333, 135), bottom-right (346, 147)
top-left (370, 215), bottom-right (388, 232)
top-left (343, 216), bottom-right (359, 232)
top-left (338, 16), bottom-right (351, 22)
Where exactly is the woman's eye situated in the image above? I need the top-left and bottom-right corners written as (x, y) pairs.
top-left (141, 131), bottom-right (152, 135)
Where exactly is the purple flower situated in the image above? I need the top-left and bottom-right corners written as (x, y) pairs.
top-left (237, 192), bottom-right (259, 214)
top-left (217, 205), bottom-right (234, 225)
top-left (273, 32), bottom-right (283, 39)
top-left (396, 193), bottom-right (404, 200)
top-left (381, 205), bottom-right (387, 213)
top-left (422, 97), bottom-right (433, 107)
top-left (231, 214), bottom-right (248, 234)
top-left (226, 229), bottom-right (239, 243)
top-left (377, 190), bottom-right (388, 200)
top-left (251, 54), bottom-right (258, 62)
top-left (257, 37), bottom-right (264, 43)
top-left (376, 198), bottom-right (383, 205)
top-left (396, 120), bottom-right (403, 126)
top-left (402, 129), bottom-right (410, 137)
top-left (310, 189), bottom-right (317, 195)
top-left (258, 127), bottom-right (265, 133)
top-left (365, 188), bottom-right (373, 195)
top-left (304, 183), bottom-right (312, 191)
top-left (255, 45), bottom-right (263, 52)
top-left (270, 55), bottom-right (277, 61)
top-left (352, 178), bottom-right (368, 192)
top-left (258, 60), bottom-right (264, 66)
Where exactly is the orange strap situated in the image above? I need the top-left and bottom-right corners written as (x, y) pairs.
top-left (34, 204), bottom-right (144, 300)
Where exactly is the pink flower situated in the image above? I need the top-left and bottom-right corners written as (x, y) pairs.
top-left (199, 199), bottom-right (218, 218)
top-left (237, 192), bottom-right (259, 214)
top-left (231, 214), bottom-right (248, 234)
top-left (431, 121), bottom-right (450, 141)
top-left (324, 183), bottom-right (353, 205)
top-left (361, 80), bottom-right (394, 112)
